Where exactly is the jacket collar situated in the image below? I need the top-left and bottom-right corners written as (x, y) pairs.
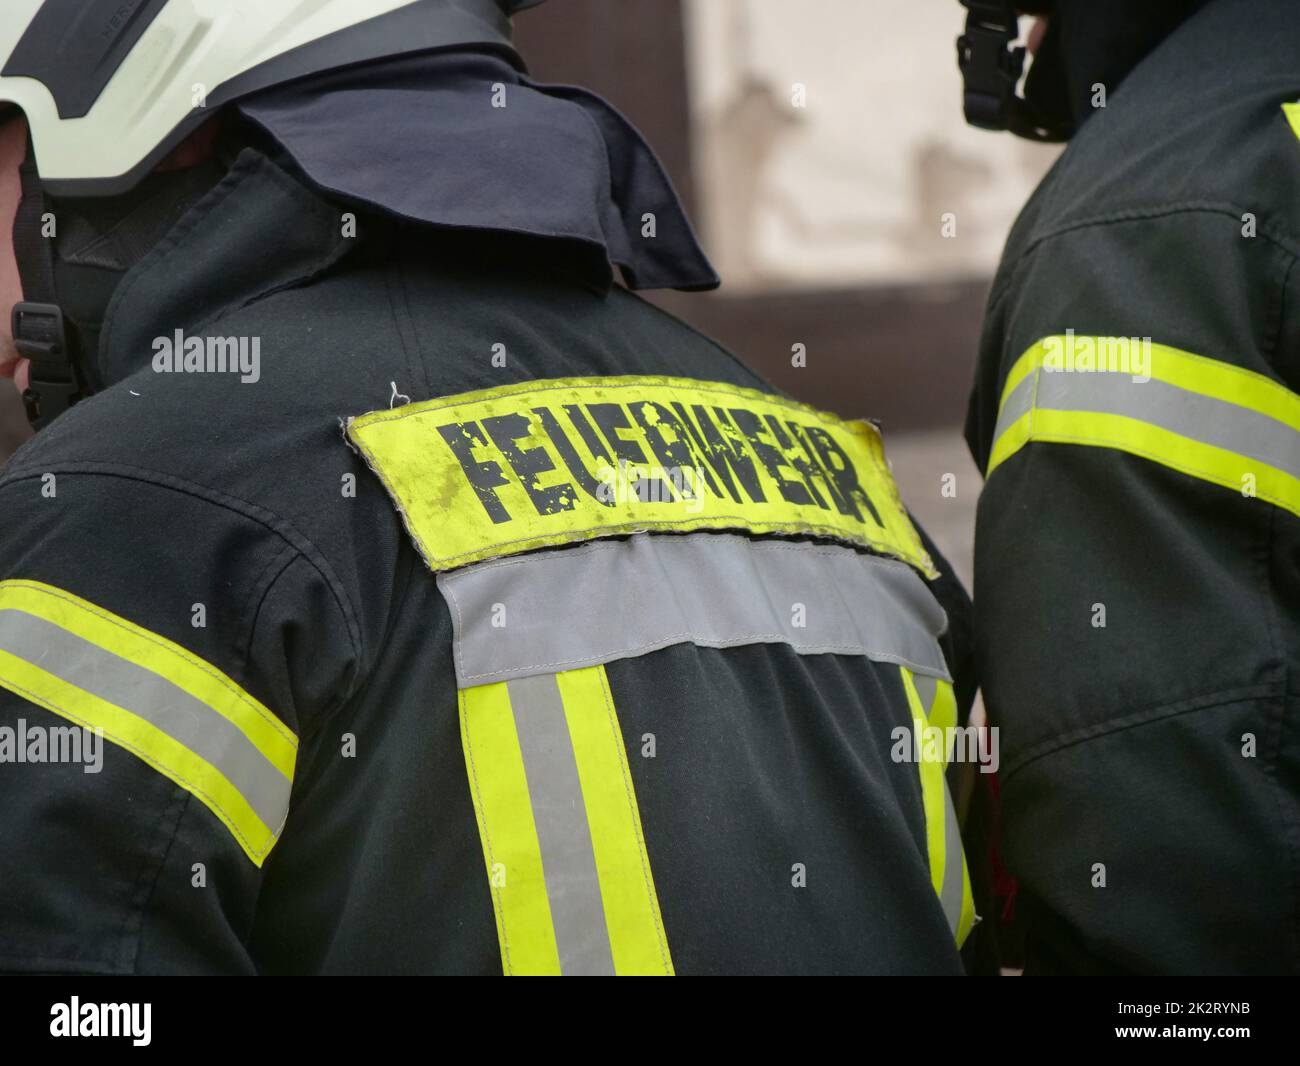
top-left (235, 52), bottom-right (719, 293)
top-left (98, 149), bottom-right (351, 389)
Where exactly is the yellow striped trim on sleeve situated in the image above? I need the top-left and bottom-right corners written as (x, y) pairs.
top-left (988, 336), bottom-right (1300, 522)
top-left (0, 580), bottom-right (296, 865)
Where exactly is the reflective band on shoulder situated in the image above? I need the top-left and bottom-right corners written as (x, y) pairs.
top-left (0, 580), bottom-right (296, 865)
top-left (900, 667), bottom-right (975, 947)
top-left (987, 336), bottom-right (1300, 521)
top-left (347, 375), bottom-right (937, 578)
top-left (1284, 102), bottom-right (1300, 145)
top-left (461, 665), bottom-right (673, 976)
top-left (438, 532), bottom-right (951, 688)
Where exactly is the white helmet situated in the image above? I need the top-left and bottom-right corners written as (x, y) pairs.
top-left (0, 0), bottom-right (544, 196)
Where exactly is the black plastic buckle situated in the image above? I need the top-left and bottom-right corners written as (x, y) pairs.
top-left (12, 301), bottom-right (81, 430)
top-left (956, 1), bottom-right (1026, 132)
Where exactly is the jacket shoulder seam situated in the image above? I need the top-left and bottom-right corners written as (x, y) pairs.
top-left (989, 201), bottom-right (1300, 315)
top-left (0, 461), bottom-right (364, 676)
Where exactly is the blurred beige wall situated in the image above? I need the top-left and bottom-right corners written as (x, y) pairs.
top-left (685, 0), bottom-right (1060, 291)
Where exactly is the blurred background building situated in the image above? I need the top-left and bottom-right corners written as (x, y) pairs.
top-left (0, 0), bottom-right (1058, 584)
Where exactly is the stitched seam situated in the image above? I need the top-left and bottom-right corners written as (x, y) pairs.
top-left (399, 515), bottom-right (918, 572)
top-left (0, 464), bottom-right (364, 669)
top-left (447, 535), bottom-right (921, 579)
top-left (124, 786), bottom-right (191, 974)
top-left (461, 639), bottom-right (945, 682)
top-left (388, 259), bottom-right (430, 398)
top-left (1001, 684), bottom-right (1277, 781)
top-left (987, 203), bottom-right (1300, 314)
top-left (231, 541), bottom-right (299, 708)
top-left (443, 538), bottom-right (945, 681)
top-left (1022, 201), bottom-right (1300, 268)
top-left (445, 576), bottom-right (468, 686)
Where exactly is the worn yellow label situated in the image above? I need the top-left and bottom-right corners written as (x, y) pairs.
top-left (347, 376), bottom-right (935, 576)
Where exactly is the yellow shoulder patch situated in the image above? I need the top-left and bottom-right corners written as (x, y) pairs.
top-left (346, 376), bottom-right (936, 577)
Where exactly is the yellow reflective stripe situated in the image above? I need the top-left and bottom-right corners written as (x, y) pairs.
top-left (999, 344), bottom-right (1042, 410)
top-left (0, 580), bottom-right (296, 865)
top-left (957, 857), bottom-right (977, 947)
top-left (0, 646), bottom-right (278, 864)
top-left (556, 666), bottom-right (674, 976)
top-left (460, 667), bottom-right (672, 976)
top-left (0, 580), bottom-right (296, 775)
top-left (1154, 348), bottom-right (1300, 432)
top-left (1284, 101), bottom-right (1300, 145)
top-left (987, 409), bottom-right (1033, 474)
top-left (459, 682), bottom-right (563, 975)
top-left (998, 407), bottom-right (1300, 515)
top-left (989, 337), bottom-right (1300, 521)
top-left (347, 375), bottom-right (936, 578)
top-left (929, 678), bottom-right (958, 739)
top-left (901, 667), bottom-right (946, 899)
top-left (902, 666), bottom-right (975, 947)
top-left (927, 681), bottom-right (976, 946)
top-left (998, 336), bottom-right (1300, 433)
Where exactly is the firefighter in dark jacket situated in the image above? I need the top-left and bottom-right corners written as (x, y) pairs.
top-left (958, 0), bottom-right (1300, 973)
top-left (0, 0), bottom-right (977, 974)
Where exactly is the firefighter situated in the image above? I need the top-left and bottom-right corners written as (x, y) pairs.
top-left (958, 0), bottom-right (1300, 973)
top-left (0, 0), bottom-right (976, 974)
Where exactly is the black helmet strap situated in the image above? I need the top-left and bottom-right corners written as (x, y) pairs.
top-left (12, 133), bottom-right (81, 431)
top-left (956, 0), bottom-right (1073, 142)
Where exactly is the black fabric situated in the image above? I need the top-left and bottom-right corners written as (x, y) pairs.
top-left (966, 0), bottom-right (1300, 974)
top-left (13, 139), bottom-right (56, 307)
top-left (0, 147), bottom-right (972, 974)
top-left (47, 160), bottom-right (227, 395)
top-left (1009, 0), bottom-right (1210, 141)
top-left (1044, 0), bottom-right (1213, 132)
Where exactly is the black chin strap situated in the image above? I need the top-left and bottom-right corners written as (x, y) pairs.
top-left (12, 134), bottom-right (81, 431)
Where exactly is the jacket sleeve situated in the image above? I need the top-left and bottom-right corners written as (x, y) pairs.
top-left (966, 201), bottom-right (1300, 973)
top-left (0, 464), bottom-right (358, 974)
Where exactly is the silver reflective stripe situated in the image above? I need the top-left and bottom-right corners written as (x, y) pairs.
top-left (0, 608), bottom-right (291, 831)
top-left (438, 532), bottom-right (951, 688)
top-left (939, 783), bottom-right (965, 937)
top-left (1030, 370), bottom-right (1300, 480)
top-left (506, 673), bottom-right (616, 976)
top-left (908, 666), bottom-right (967, 940)
top-left (991, 369), bottom-right (1037, 445)
top-left (911, 672), bottom-right (938, 717)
